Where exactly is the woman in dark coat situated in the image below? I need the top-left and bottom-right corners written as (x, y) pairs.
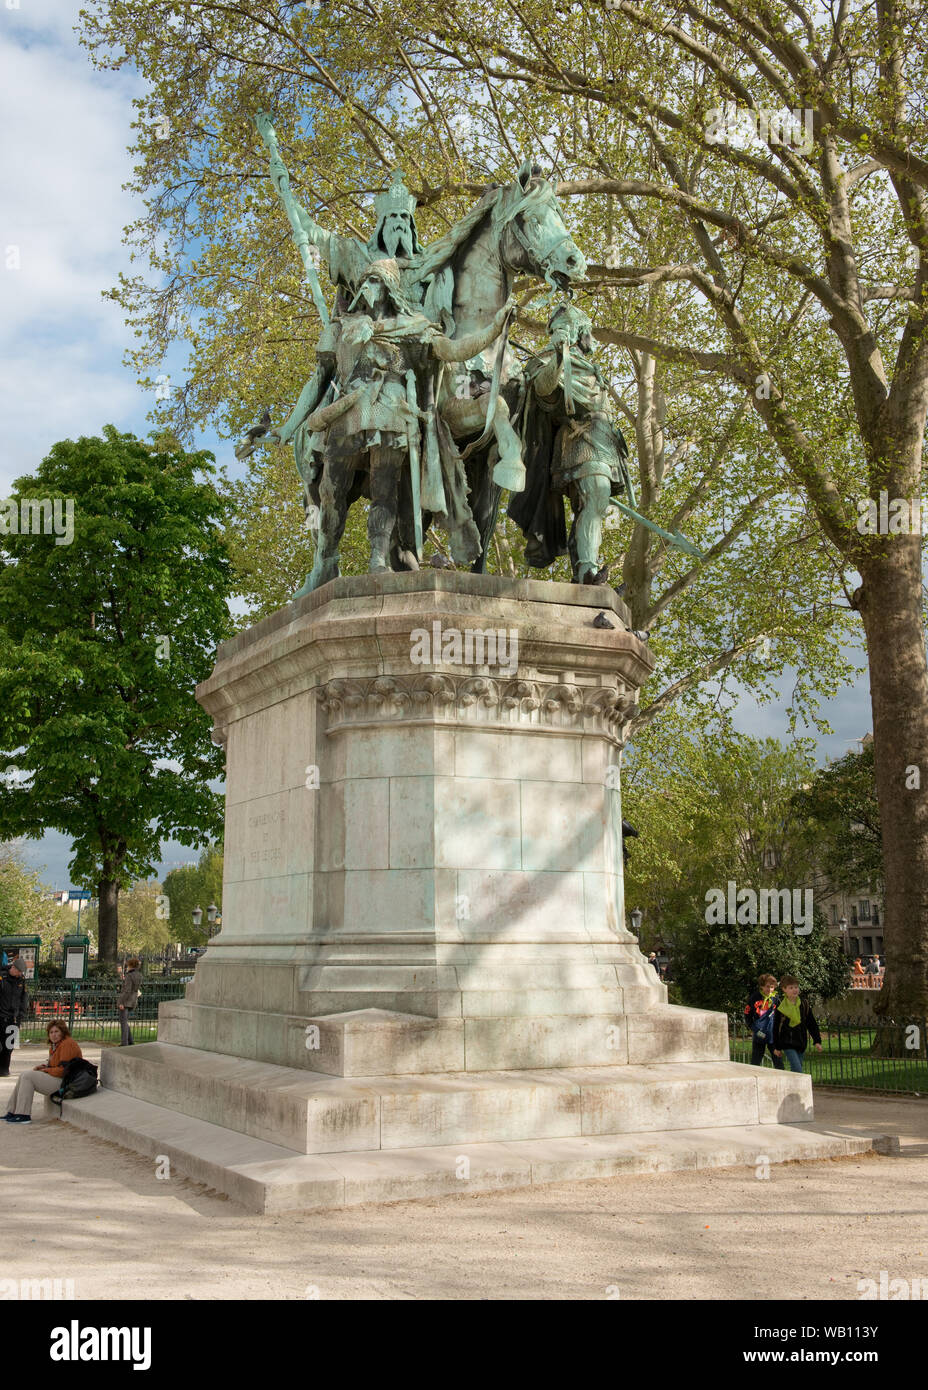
top-left (116, 957), bottom-right (142, 1046)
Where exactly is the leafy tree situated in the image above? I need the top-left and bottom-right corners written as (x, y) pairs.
top-left (81, 879), bottom-right (174, 958)
top-left (670, 914), bottom-right (849, 1017)
top-left (792, 741), bottom-right (883, 895)
top-left (76, 1), bottom-right (928, 1015)
top-left (623, 719), bottom-right (820, 936)
top-left (0, 429), bottom-right (233, 963)
top-left (0, 845), bottom-right (73, 953)
top-left (161, 845), bottom-right (224, 946)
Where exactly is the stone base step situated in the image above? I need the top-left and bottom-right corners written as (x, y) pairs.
top-left (100, 1043), bottom-right (809, 1155)
top-left (158, 1000), bottom-right (725, 1073)
top-left (187, 951), bottom-right (668, 1017)
top-left (57, 1087), bottom-right (889, 1214)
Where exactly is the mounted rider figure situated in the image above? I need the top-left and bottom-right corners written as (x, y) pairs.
top-left (299, 258), bottom-right (514, 589)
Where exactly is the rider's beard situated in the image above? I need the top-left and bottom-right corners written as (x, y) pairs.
top-left (383, 225), bottom-right (413, 259)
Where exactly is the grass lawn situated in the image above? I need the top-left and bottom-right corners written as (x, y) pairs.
top-left (731, 1029), bottom-right (928, 1092)
top-left (20, 1022), bottom-right (160, 1046)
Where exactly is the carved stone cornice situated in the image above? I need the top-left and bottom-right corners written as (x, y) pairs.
top-left (316, 674), bottom-right (638, 740)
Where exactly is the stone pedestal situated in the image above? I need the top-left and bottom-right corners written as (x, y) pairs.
top-left (161, 572), bottom-right (671, 1071)
top-left (57, 574), bottom-right (879, 1212)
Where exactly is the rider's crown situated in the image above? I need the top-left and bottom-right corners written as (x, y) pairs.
top-left (374, 170), bottom-right (417, 223)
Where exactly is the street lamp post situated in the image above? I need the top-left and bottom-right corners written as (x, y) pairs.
top-left (630, 907), bottom-right (643, 937)
top-left (839, 915), bottom-right (849, 958)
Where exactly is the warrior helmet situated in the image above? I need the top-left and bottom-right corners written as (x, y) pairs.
top-left (548, 301), bottom-right (593, 341)
top-left (345, 257), bottom-right (412, 313)
top-left (363, 257), bottom-right (403, 291)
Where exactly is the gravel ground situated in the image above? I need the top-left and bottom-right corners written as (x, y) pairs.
top-left (2, 1045), bottom-right (926, 1301)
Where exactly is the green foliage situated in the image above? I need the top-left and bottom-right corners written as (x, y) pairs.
top-left (81, 879), bottom-right (174, 956)
top-left (160, 845), bottom-right (223, 946)
top-left (0, 846), bottom-right (73, 950)
top-left (623, 715), bottom-right (819, 938)
top-left (670, 914), bottom-right (848, 1016)
top-left (76, 0), bottom-right (860, 736)
top-left (0, 853), bottom-right (46, 936)
top-left (792, 742), bottom-right (883, 894)
top-left (86, 959), bottom-right (121, 980)
top-left (0, 428), bottom-right (234, 956)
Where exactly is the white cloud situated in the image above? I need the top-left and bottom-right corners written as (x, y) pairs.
top-left (1, 0), bottom-right (83, 43)
top-left (0, 0), bottom-right (148, 491)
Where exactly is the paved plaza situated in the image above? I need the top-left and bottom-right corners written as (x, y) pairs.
top-left (3, 1046), bottom-right (925, 1301)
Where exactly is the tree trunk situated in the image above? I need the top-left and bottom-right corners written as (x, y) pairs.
top-left (96, 876), bottom-right (120, 964)
top-left (858, 530), bottom-right (928, 1045)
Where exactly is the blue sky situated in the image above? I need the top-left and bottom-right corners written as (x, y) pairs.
top-left (1, 1), bottom-right (873, 890)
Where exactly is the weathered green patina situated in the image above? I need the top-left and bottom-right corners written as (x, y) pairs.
top-left (510, 305), bottom-right (702, 580)
top-left (294, 260), bottom-right (514, 594)
top-left (241, 122), bottom-right (701, 586)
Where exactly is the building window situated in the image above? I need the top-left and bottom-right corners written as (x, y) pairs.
top-left (859, 900), bottom-right (871, 921)
top-left (831, 904), bottom-right (838, 924)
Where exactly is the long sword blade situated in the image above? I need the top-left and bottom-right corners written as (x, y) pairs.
top-left (607, 499), bottom-right (704, 560)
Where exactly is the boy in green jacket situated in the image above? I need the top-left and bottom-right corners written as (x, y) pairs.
top-left (772, 975), bottom-right (823, 1073)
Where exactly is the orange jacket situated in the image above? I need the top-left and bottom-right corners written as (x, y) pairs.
top-left (40, 1038), bottom-right (82, 1078)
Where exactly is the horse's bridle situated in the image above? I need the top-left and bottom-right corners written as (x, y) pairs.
top-left (494, 182), bottom-right (580, 298)
top-left (457, 181), bottom-right (582, 462)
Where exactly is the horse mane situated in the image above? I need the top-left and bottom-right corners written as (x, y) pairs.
top-left (417, 171), bottom-right (561, 289)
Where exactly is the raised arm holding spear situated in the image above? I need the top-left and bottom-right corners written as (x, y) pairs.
top-left (235, 112), bottom-right (334, 463)
top-left (254, 110), bottom-right (330, 326)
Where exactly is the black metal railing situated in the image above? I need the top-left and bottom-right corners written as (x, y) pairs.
top-left (18, 982), bottom-right (189, 1047)
top-left (36, 954), bottom-right (204, 984)
top-left (729, 1013), bottom-right (928, 1094)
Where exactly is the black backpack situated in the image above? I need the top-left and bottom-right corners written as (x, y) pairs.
top-left (50, 1058), bottom-right (99, 1104)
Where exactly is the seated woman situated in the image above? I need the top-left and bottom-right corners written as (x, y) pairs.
top-left (3, 1021), bottom-right (82, 1124)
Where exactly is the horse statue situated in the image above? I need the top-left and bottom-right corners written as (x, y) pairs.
top-left (424, 158), bottom-right (587, 570)
top-left (242, 137), bottom-right (587, 584)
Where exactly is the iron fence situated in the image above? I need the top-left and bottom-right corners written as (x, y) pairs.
top-left (729, 1012), bottom-right (928, 1094)
top-left (36, 954), bottom-right (204, 984)
top-left (18, 982), bottom-right (189, 1047)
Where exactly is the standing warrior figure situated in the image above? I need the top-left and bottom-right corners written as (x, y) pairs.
top-left (299, 259), bottom-right (514, 591)
top-left (509, 303), bottom-right (630, 584)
